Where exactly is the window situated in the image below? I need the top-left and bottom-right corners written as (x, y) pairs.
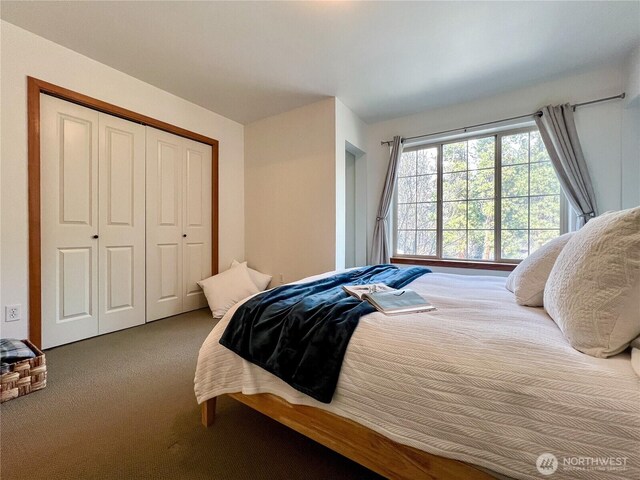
top-left (394, 127), bottom-right (564, 263)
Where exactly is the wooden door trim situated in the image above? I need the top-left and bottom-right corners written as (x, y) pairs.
top-left (28, 76), bottom-right (220, 348)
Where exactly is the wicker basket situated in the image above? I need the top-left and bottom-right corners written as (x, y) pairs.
top-left (1, 340), bottom-right (47, 403)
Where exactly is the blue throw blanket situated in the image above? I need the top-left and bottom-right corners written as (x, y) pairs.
top-left (219, 264), bottom-right (431, 403)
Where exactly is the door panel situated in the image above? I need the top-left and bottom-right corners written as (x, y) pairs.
top-left (58, 247), bottom-right (92, 320)
top-left (186, 151), bottom-right (203, 227)
top-left (185, 242), bottom-right (204, 296)
top-left (159, 143), bottom-right (181, 226)
top-left (41, 95), bottom-right (99, 348)
top-left (146, 127), bottom-right (183, 321)
top-left (60, 117), bottom-right (94, 224)
top-left (105, 129), bottom-right (134, 226)
top-left (105, 246), bottom-right (133, 312)
top-left (182, 140), bottom-right (212, 311)
top-left (158, 243), bottom-right (180, 299)
top-left (98, 114), bottom-right (145, 334)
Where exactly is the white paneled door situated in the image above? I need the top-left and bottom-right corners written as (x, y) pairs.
top-left (146, 128), bottom-right (212, 321)
top-left (182, 139), bottom-right (212, 312)
top-left (41, 95), bottom-right (100, 348)
top-left (41, 95), bottom-right (146, 348)
top-left (146, 128), bottom-right (184, 320)
top-left (98, 113), bottom-right (146, 334)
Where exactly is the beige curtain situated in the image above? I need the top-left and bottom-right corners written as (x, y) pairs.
top-left (369, 136), bottom-right (403, 264)
top-left (535, 104), bottom-right (598, 228)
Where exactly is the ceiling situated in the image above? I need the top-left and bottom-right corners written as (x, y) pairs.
top-left (2, 1), bottom-right (638, 124)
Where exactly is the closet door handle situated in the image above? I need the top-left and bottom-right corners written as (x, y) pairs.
top-left (182, 234), bottom-right (187, 238)
top-left (93, 235), bottom-right (99, 239)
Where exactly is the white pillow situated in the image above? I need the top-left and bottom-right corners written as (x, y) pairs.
top-left (505, 233), bottom-right (574, 306)
top-left (632, 347), bottom-right (640, 378)
top-left (230, 260), bottom-right (272, 291)
top-left (544, 207), bottom-right (640, 358)
top-left (197, 262), bottom-right (260, 319)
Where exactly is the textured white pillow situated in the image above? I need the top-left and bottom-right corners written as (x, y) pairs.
top-left (632, 345), bottom-right (640, 378)
top-left (544, 207), bottom-right (640, 357)
top-left (197, 263), bottom-right (260, 318)
top-left (230, 260), bottom-right (272, 291)
top-left (506, 233), bottom-right (574, 306)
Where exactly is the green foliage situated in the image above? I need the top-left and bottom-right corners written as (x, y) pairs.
top-left (530, 162), bottom-right (559, 195)
top-left (443, 142), bottom-right (466, 172)
top-left (502, 133), bottom-right (528, 164)
top-left (416, 230), bottom-right (436, 256)
top-left (469, 169), bottom-right (494, 199)
top-left (416, 175), bottom-right (437, 202)
top-left (502, 164), bottom-right (528, 197)
top-left (417, 148), bottom-right (438, 174)
top-left (468, 200), bottom-right (493, 229)
top-left (417, 203), bottom-right (437, 229)
top-left (443, 230), bottom-right (466, 258)
top-left (530, 131), bottom-right (550, 163)
top-left (501, 230), bottom-right (528, 259)
top-left (443, 172), bottom-right (467, 201)
top-left (398, 150), bottom-right (416, 177)
top-left (443, 201), bottom-right (467, 229)
top-left (502, 197), bottom-right (528, 229)
top-left (468, 137), bottom-right (495, 169)
top-left (530, 195), bottom-right (560, 229)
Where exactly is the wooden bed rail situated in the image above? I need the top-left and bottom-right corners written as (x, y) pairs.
top-left (201, 393), bottom-right (495, 480)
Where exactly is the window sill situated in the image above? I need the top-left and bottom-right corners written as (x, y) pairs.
top-left (391, 257), bottom-right (517, 272)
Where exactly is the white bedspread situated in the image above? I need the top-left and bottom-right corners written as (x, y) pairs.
top-left (194, 272), bottom-right (640, 480)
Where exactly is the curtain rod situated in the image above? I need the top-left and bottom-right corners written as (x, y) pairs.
top-left (380, 92), bottom-right (626, 146)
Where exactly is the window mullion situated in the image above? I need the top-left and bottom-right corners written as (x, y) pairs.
top-left (465, 141), bottom-right (469, 259)
top-left (392, 162), bottom-right (398, 256)
top-left (495, 134), bottom-right (502, 262)
top-left (527, 132), bottom-right (532, 256)
top-left (437, 144), bottom-right (443, 259)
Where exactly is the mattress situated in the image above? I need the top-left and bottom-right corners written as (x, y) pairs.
top-left (194, 271), bottom-right (640, 480)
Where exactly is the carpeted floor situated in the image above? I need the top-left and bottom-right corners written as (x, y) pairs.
top-left (0, 309), bottom-right (381, 479)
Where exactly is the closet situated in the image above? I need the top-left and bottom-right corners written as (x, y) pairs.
top-left (40, 94), bottom-right (213, 348)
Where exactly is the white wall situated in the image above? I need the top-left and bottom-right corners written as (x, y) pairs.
top-left (365, 65), bottom-right (626, 275)
top-left (621, 44), bottom-right (640, 208)
top-left (345, 151), bottom-right (356, 268)
top-left (244, 98), bottom-right (336, 285)
top-left (335, 99), bottom-right (368, 269)
top-left (0, 21), bottom-right (245, 339)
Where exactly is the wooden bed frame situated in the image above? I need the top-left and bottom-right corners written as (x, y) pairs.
top-left (202, 393), bottom-right (495, 480)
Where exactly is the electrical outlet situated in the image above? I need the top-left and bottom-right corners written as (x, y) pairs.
top-left (5, 305), bottom-right (21, 322)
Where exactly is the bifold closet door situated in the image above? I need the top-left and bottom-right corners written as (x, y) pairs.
top-left (41, 95), bottom-right (146, 348)
top-left (97, 113), bottom-right (146, 334)
top-left (182, 139), bottom-right (212, 311)
top-left (146, 128), bottom-right (184, 321)
top-left (146, 128), bottom-right (212, 321)
top-left (41, 95), bottom-right (100, 348)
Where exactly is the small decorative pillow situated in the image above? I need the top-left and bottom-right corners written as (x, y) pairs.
top-left (231, 260), bottom-right (272, 291)
top-left (198, 262), bottom-right (260, 318)
top-left (506, 232), bottom-right (574, 306)
top-left (544, 207), bottom-right (640, 357)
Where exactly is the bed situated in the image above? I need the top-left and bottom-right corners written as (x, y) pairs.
top-left (194, 271), bottom-right (640, 480)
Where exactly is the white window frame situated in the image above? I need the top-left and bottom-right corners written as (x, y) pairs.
top-left (392, 126), bottom-right (568, 264)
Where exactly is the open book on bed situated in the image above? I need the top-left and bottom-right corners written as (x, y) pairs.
top-left (343, 284), bottom-right (436, 315)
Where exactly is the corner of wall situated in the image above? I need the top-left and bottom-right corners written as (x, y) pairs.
top-left (621, 44), bottom-right (640, 208)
